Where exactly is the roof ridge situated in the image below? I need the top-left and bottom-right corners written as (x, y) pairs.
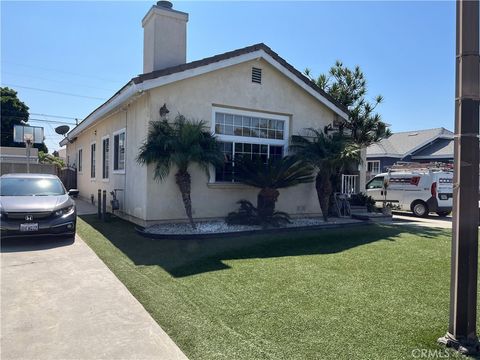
top-left (391, 127), bottom-right (451, 135)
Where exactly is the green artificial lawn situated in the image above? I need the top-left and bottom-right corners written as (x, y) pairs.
top-left (77, 215), bottom-right (477, 360)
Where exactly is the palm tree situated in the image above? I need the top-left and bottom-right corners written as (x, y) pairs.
top-left (137, 115), bottom-right (223, 228)
top-left (290, 129), bottom-right (360, 221)
top-left (233, 155), bottom-right (315, 220)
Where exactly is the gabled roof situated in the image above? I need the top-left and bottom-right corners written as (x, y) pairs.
top-left (60, 43), bottom-right (349, 146)
top-left (411, 138), bottom-right (453, 159)
top-left (367, 127), bottom-right (453, 158)
top-left (132, 43), bottom-right (348, 112)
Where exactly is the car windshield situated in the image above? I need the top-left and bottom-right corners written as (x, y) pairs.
top-left (0, 178), bottom-right (66, 196)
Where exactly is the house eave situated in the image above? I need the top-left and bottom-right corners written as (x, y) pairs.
top-left (60, 81), bottom-right (138, 146)
top-left (366, 153), bottom-right (402, 158)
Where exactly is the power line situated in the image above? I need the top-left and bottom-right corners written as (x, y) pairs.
top-left (2, 61), bottom-right (125, 84)
top-left (1, 83), bottom-right (107, 100)
top-left (2, 114), bottom-right (77, 125)
top-left (2, 71), bottom-right (117, 92)
top-left (30, 112), bottom-right (80, 120)
top-left (29, 118), bottom-right (76, 125)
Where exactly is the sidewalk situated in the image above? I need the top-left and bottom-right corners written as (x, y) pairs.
top-left (1, 233), bottom-right (188, 360)
top-left (75, 197), bottom-right (98, 215)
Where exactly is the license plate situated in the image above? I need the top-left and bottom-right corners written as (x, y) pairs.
top-left (20, 223), bottom-right (39, 232)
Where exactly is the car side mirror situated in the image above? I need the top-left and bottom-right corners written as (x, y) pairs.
top-left (68, 189), bottom-right (79, 198)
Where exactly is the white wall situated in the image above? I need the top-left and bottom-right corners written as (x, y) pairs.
top-left (144, 59), bottom-right (335, 223)
top-left (66, 97), bottom-right (149, 220)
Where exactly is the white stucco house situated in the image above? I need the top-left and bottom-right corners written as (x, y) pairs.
top-left (61, 1), bottom-right (362, 226)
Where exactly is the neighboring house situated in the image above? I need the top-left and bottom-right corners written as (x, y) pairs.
top-left (61, 1), bottom-right (352, 225)
top-left (57, 147), bottom-right (67, 162)
top-left (0, 146), bottom-right (60, 176)
top-left (366, 127), bottom-right (453, 179)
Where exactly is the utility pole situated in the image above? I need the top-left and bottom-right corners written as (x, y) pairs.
top-left (438, 0), bottom-right (480, 355)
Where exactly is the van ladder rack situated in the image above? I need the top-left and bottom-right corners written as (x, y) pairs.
top-left (388, 162), bottom-right (453, 173)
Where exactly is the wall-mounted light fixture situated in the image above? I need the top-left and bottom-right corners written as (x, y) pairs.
top-left (159, 103), bottom-right (169, 119)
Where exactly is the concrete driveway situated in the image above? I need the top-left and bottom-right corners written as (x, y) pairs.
top-left (1, 235), bottom-right (188, 360)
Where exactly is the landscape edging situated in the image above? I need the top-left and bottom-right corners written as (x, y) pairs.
top-left (135, 220), bottom-right (373, 240)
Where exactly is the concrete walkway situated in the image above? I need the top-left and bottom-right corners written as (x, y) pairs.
top-left (1, 235), bottom-right (188, 360)
top-left (75, 197), bottom-right (98, 215)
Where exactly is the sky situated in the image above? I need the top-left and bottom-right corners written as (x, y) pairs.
top-left (1, 1), bottom-right (456, 152)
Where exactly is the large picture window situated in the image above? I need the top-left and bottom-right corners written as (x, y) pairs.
top-left (213, 108), bottom-right (288, 183)
top-left (102, 137), bottom-right (109, 179)
top-left (215, 112), bottom-right (284, 140)
top-left (215, 141), bottom-right (284, 182)
top-left (113, 130), bottom-right (125, 172)
top-left (90, 143), bottom-right (96, 179)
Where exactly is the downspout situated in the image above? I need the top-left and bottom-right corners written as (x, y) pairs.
top-left (123, 107), bottom-right (128, 214)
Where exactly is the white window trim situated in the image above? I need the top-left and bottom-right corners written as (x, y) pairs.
top-left (210, 106), bottom-right (289, 184)
top-left (112, 128), bottom-right (126, 174)
top-left (101, 135), bottom-right (110, 182)
top-left (90, 141), bottom-right (96, 180)
top-left (367, 160), bottom-right (381, 174)
top-left (77, 147), bottom-right (83, 174)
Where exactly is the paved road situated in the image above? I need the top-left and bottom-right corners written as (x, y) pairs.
top-left (392, 212), bottom-right (454, 228)
top-left (1, 235), bottom-right (188, 360)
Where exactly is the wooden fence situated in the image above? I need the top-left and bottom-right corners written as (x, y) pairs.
top-left (0, 163), bottom-right (77, 190)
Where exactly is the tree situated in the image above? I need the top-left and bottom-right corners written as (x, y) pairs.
top-left (290, 130), bottom-right (360, 221)
top-left (39, 151), bottom-right (65, 168)
top-left (0, 87), bottom-right (48, 153)
top-left (1, 87), bottom-right (29, 147)
top-left (305, 61), bottom-right (391, 147)
top-left (232, 156), bottom-right (315, 220)
top-left (137, 115), bottom-right (224, 229)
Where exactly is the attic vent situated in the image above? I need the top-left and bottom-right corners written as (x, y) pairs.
top-left (408, 132), bottom-right (419, 136)
top-left (252, 67), bottom-right (262, 84)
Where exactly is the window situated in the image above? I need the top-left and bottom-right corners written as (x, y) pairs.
top-left (90, 143), bottom-right (96, 179)
top-left (215, 142), bottom-right (284, 182)
top-left (366, 176), bottom-right (384, 189)
top-left (113, 130), bottom-right (126, 172)
top-left (367, 160), bottom-right (380, 175)
top-left (77, 149), bottom-right (83, 173)
top-left (215, 113), bottom-right (284, 140)
top-left (102, 137), bottom-right (109, 179)
top-left (213, 108), bottom-right (288, 183)
top-left (252, 67), bottom-right (262, 84)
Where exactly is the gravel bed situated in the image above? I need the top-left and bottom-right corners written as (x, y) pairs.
top-left (143, 217), bottom-right (353, 235)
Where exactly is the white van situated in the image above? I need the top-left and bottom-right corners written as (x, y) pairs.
top-left (366, 169), bottom-right (453, 217)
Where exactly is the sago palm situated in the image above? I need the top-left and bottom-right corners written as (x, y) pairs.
top-left (234, 155), bottom-right (315, 219)
top-left (290, 129), bottom-right (360, 221)
top-left (137, 115), bottom-right (223, 228)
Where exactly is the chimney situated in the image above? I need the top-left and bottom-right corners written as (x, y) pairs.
top-left (142, 1), bottom-right (188, 73)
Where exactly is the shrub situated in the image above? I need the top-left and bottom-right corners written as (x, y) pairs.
top-left (226, 200), bottom-right (291, 228)
top-left (349, 193), bottom-right (377, 212)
